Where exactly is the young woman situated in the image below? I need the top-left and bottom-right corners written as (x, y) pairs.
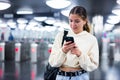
top-left (48, 6), bottom-right (99, 80)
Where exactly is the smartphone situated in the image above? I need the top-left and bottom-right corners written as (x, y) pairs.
top-left (65, 36), bottom-right (74, 43)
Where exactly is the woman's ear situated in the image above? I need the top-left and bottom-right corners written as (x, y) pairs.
top-left (85, 19), bottom-right (88, 25)
top-left (83, 20), bottom-right (87, 25)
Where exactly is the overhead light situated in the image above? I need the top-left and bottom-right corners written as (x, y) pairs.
top-left (17, 6), bottom-right (33, 14)
top-left (0, 0), bottom-right (11, 10)
top-left (106, 14), bottom-right (120, 24)
top-left (4, 14), bottom-right (13, 18)
top-left (34, 17), bottom-right (47, 22)
top-left (112, 9), bottom-right (120, 16)
top-left (46, 0), bottom-right (71, 9)
top-left (0, 23), bottom-right (8, 28)
top-left (17, 18), bottom-right (28, 24)
top-left (116, 0), bottom-right (120, 5)
top-left (7, 19), bottom-right (16, 28)
top-left (45, 17), bottom-right (56, 24)
top-left (61, 9), bottom-right (70, 17)
top-left (112, 5), bottom-right (120, 16)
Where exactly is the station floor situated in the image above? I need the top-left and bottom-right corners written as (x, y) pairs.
top-left (0, 38), bottom-right (120, 80)
top-left (0, 55), bottom-right (120, 80)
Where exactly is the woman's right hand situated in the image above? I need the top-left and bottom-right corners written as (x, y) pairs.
top-left (62, 41), bottom-right (75, 53)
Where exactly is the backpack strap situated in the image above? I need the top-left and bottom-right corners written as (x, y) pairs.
top-left (61, 30), bottom-right (68, 46)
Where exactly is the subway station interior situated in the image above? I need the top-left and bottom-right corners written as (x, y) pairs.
top-left (0, 0), bottom-right (120, 80)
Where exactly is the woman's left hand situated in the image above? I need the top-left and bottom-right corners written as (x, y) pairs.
top-left (71, 46), bottom-right (81, 57)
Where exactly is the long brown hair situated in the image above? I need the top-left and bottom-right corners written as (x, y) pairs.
top-left (69, 6), bottom-right (90, 33)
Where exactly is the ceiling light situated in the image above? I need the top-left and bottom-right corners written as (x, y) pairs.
top-left (7, 19), bottom-right (16, 28)
top-left (106, 15), bottom-right (120, 24)
top-left (112, 5), bottom-right (120, 16)
top-left (46, 0), bottom-right (71, 9)
top-left (0, 23), bottom-right (8, 28)
top-left (112, 9), bottom-right (120, 16)
top-left (45, 17), bottom-right (56, 24)
top-left (61, 9), bottom-right (70, 17)
top-left (116, 0), bottom-right (120, 5)
top-left (0, 0), bottom-right (11, 10)
top-left (34, 17), bottom-right (47, 21)
top-left (17, 18), bottom-right (28, 24)
top-left (4, 14), bottom-right (13, 18)
top-left (17, 6), bottom-right (33, 14)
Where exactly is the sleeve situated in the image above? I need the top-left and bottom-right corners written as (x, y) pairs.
top-left (48, 32), bottom-right (67, 67)
top-left (79, 37), bottom-right (99, 72)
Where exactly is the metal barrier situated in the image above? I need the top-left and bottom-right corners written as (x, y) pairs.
top-left (15, 42), bottom-right (21, 62)
top-left (4, 41), bottom-right (48, 62)
top-left (0, 42), bottom-right (5, 61)
top-left (20, 42), bottom-right (31, 61)
top-left (30, 43), bottom-right (38, 63)
top-left (5, 41), bottom-right (15, 60)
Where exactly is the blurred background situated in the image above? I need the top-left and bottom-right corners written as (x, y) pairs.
top-left (0, 0), bottom-right (120, 80)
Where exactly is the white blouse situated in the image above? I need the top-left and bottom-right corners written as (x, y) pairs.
top-left (49, 30), bottom-right (99, 72)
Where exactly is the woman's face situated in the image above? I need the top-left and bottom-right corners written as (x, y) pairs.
top-left (69, 14), bottom-right (86, 34)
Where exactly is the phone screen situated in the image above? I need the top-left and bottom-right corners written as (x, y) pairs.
top-left (65, 36), bottom-right (74, 43)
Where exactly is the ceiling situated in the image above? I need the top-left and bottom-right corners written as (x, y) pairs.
top-left (0, 0), bottom-right (117, 23)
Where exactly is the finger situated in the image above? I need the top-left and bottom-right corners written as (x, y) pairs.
top-left (65, 41), bottom-right (72, 45)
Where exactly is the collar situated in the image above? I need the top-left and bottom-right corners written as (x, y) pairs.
top-left (69, 30), bottom-right (88, 36)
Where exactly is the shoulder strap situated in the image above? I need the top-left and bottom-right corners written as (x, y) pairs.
top-left (61, 30), bottom-right (68, 46)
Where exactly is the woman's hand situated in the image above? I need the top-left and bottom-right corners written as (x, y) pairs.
top-left (62, 41), bottom-right (75, 53)
top-left (71, 46), bottom-right (81, 57)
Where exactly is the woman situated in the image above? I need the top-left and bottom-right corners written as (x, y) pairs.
top-left (49, 6), bottom-right (99, 80)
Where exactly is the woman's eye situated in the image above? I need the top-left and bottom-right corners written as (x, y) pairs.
top-left (75, 21), bottom-right (80, 23)
top-left (69, 20), bottom-right (72, 22)
top-left (69, 20), bottom-right (80, 23)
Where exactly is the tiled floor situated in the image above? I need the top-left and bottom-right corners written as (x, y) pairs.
top-left (0, 57), bottom-right (119, 80)
top-left (0, 60), bottom-right (46, 80)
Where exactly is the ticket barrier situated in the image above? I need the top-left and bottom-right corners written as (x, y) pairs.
top-left (0, 63), bottom-right (4, 79)
top-left (5, 41), bottom-right (15, 61)
top-left (20, 42), bottom-right (31, 61)
top-left (30, 43), bottom-right (38, 63)
top-left (15, 43), bottom-right (21, 62)
top-left (0, 42), bottom-right (5, 61)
